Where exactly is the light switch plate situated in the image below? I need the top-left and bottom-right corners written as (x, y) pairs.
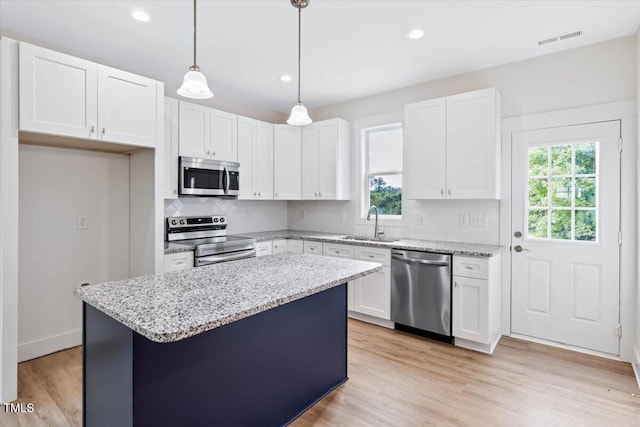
top-left (76, 215), bottom-right (88, 230)
top-left (415, 214), bottom-right (424, 225)
top-left (459, 214), bottom-right (468, 226)
top-left (469, 213), bottom-right (488, 227)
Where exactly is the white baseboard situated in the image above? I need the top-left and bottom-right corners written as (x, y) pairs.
top-left (18, 329), bottom-right (82, 362)
top-left (633, 345), bottom-right (640, 392)
top-left (347, 311), bottom-right (394, 329)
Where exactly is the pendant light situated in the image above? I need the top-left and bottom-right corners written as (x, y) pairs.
top-left (287, 0), bottom-right (312, 126)
top-left (178, 0), bottom-right (213, 99)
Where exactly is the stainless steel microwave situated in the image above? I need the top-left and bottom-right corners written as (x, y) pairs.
top-left (179, 157), bottom-right (240, 197)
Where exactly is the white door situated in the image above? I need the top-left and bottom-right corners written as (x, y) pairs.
top-left (179, 101), bottom-right (210, 158)
top-left (511, 121), bottom-right (620, 355)
top-left (211, 109), bottom-right (238, 162)
top-left (164, 97), bottom-right (179, 199)
top-left (318, 120), bottom-right (338, 200)
top-left (273, 125), bottom-right (301, 200)
top-left (301, 123), bottom-right (319, 199)
top-left (237, 116), bottom-right (256, 199)
top-left (97, 65), bottom-right (157, 147)
top-left (403, 98), bottom-right (447, 199)
top-left (255, 120), bottom-right (274, 199)
top-left (19, 42), bottom-right (98, 140)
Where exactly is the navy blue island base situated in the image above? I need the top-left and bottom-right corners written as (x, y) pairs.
top-left (83, 284), bottom-right (348, 427)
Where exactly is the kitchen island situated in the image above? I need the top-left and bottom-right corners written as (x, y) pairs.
top-left (75, 253), bottom-right (381, 427)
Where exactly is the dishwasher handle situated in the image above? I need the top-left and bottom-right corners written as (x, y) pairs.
top-left (391, 254), bottom-right (449, 266)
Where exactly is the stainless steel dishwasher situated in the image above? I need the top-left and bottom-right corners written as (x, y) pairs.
top-left (390, 250), bottom-right (453, 343)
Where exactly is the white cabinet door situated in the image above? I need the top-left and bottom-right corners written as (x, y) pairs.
top-left (317, 120), bottom-right (339, 200)
top-left (164, 252), bottom-right (194, 272)
top-left (446, 88), bottom-right (499, 199)
top-left (272, 240), bottom-right (288, 254)
top-left (164, 97), bottom-right (179, 199)
top-left (178, 101), bottom-right (210, 158)
top-left (354, 266), bottom-right (391, 320)
top-left (255, 120), bottom-right (274, 199)
top-left (19, 42), bottom-right (98, 140)
top-left (211, 109), bottom-right (238, 162)
top-left (237, 116), bottom-right (256, 200)
top-left (97, 65), bottom-right (157, 147)
top-left (256, 241), bottom-right (273, 257)
top-left (301, 123), bottom-right (319, 199)
top-left (403, 98), bottom-right (447, 199)
top-left (452, 275), bottom-right (489, 343)
top-left (287, 239), bottom-right (304, 253)
top-left (273, 125), bottom-right (301, 200)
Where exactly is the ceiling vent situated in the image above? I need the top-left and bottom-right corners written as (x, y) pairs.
top-left (538, 30), bottom-right (583, 46)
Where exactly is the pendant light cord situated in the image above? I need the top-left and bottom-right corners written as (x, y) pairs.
top-left (297, 5), bottom-right (301, 104)
top-left (193, 0), bottom-right (197, 67)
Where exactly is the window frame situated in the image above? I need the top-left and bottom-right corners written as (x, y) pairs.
top-left (361, 122), bottom-right (403, 220)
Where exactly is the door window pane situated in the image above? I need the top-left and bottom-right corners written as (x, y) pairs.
top-left (525, 142), bottom-right (599, 242)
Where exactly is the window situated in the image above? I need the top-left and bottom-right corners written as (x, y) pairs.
top-left (363, 124), bottom-right (403, 218)
top-left (527, 142), bottom-right (598, 242)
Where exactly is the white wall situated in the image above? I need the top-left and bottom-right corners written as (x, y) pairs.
top-left (165, 199), bottom-right (288, 234)
top-left (289, 36), bottom-right (637, 245)
top-left (635, 29), bottom-right (640, 383)
top-left (18, 145), bottom-right (130, 362)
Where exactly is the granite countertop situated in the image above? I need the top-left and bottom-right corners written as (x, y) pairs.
top-left (75, 253), bottom-right (381, 343)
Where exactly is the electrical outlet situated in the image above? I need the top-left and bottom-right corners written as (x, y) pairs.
top-left (459, 214), bottom-right (468, 227)
top-left (415, 214), bottom-right (424, 225)
top-left (246, 211), bottom-right (252, 221)
top-left (469, 213), bottom-right (488, 227)
top-left (77, 215), bottom-right (88, 230)
top-left (303, 209), bottom-right (308, 219)
top-left (341, 211), bottom-right (347, 221)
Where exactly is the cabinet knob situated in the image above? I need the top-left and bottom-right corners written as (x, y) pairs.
top-left (253, 192), bottom-right (257, 196)
top-left (212, 151), bottom-right (216, 156)
top-left (454, 281), bottom-right (458, 288)
top-left (440, 189), bottom-right (444, 196)
top-left (448, 189), bottom-right (451, 195)
top-left (101, 128), bottom-right (106, 135)
top-left (258, 192), bottom-right (261, 196)
top-left (318, 192), bottom-right (322, 197)
top-left (90, 125), bottom-right (95, 133)
top-left (275, 192), bottom-right (278, 198)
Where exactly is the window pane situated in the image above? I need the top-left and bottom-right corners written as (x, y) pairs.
top-left (551, 145), bottom-right (572, 175)
top-left (575, 143), bottom-right (597, 175)
top-left (575, 177), bottom-right (596, 207)
top-left (551, 178), bottom-right (572, 207)
top-left (575, 210), bottom-right (596, 241)
top-left (551, 210), bottom-right (572, 240)
top-left (528, 146), bottom-right (548, 176)
top-left (368, 127), bottom-right (402, 173)
top-left (528, 178), bottom-right (548, 207)
top-left (369, 175), bottom-right (401, 216)
top-left (528, 209), bottom-right (548, 239)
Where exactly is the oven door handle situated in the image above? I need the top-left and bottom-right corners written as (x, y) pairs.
top-left (196, 249), bottom-right (256, 266)
top-left (391, 254), bottom-right (449, 266)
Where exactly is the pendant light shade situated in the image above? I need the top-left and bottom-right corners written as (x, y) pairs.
top-left (178, 0), bottom-right (213, 99)
top-left (287, 0), bottom-right (312, 126)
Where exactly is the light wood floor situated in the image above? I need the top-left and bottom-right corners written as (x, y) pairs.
top-left (2, 320), bottom-right (639, 426)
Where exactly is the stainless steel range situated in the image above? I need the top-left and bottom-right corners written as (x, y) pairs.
top-left (166, 215), bottom-right (256, 267)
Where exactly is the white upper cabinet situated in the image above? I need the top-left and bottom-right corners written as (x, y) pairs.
top-left (19, 42), bottom-right (159, 148)
top-left (403, 97), bottom-right (447, 199)
top-left (19, 42), bottom-right (98, 140)
top-left (97, 66), bottom-right (157, 147)
top-left (404, 88), bottom-right (501, 200)
top-left (273, 125), bottom-right (302, 200)
top-left (301, 118), bottom-right (350, 200)
top-left (211, 109), bottom-right (238, 162)
top-left (178, 101), bottom-right (211, 158)
top-left (237, 117), bottom-right (273, 200)
top-left (446, 89), bottom-right (500, 199)
top-left (164, 97), bottom-right (179, 199)
top-left (178, 102), bottom-right (238, 163)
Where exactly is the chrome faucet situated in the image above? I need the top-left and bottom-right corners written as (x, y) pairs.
top-left (366, 205), bottom-right (382, 239)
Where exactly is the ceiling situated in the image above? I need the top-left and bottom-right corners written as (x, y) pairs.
top-left (2, 1), bottom-right (640, 115)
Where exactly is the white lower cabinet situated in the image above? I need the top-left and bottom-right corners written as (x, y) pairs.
top-left (272, 240), bottom-right (288, 254)
top-left (164, 252), bottom-right (194, 273)
top-left (256, 241), bottom-right (273, 257)
top-left (452, 254), bottom-right (501, 354)
top-left (303, 241), bottom-right (323, 255)
top-left (287, 239), bottom-right (304, 253)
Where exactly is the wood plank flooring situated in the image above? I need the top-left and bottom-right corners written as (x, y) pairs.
top-left (1, 320), bottom-right (638, 426)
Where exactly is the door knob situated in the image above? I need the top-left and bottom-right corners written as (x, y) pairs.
top-left (514, 245), bottom-right (529, 253)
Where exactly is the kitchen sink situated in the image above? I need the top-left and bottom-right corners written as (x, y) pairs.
top-left (340, 235), bottom-right (399, 243)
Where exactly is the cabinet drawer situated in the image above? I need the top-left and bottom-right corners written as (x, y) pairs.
top-left (303, 241), bottom-right (323, 255)
top-left (272, 240), bottom-right (288, 254)
top-left (287, 239), bottom-right (304, 253)
top-left (354, 246), bottom-right (391, 266)
top-left (323, 243), bottom-right (355, 259)
top-left (256, 241), bottom-right (273, 257)
top-left (453, 256), bottom-right (489, 279)
top-left (164, 252), bottom-right (194, 272)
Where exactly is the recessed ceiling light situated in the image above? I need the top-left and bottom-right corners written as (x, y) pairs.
top-left (280, 74), bottom-right (293, 82)
top-left (406, 29), bottom-right (424, 40)
top-left (132, 10), bottom-right (150, 22)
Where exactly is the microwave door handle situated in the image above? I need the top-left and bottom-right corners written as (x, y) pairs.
top-left (224, 167), bottom-right (230, 194)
